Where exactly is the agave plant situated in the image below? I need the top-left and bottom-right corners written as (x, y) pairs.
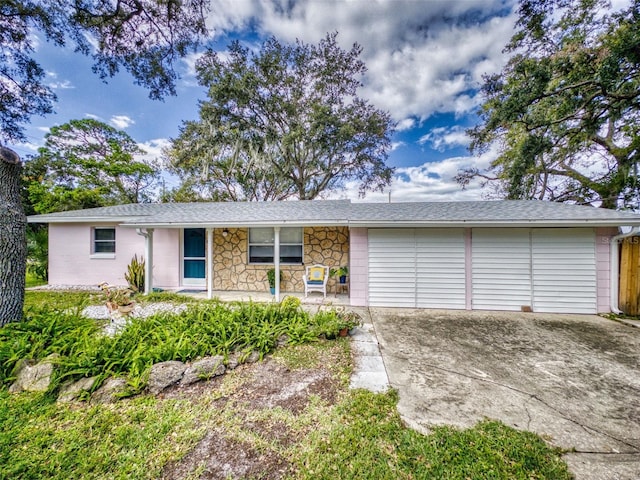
top-left (124, 254), bottom-right (145, 292)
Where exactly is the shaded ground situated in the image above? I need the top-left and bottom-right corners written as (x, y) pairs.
top-left (160, 344), bottom-right (348, 480)
top-left (370, 308), bottom-right (640, 480)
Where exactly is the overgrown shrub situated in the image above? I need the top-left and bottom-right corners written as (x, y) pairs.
top-left (26, 227), bottom-right (48, 281)
top-left (0, 299), bottom-right (349, 395)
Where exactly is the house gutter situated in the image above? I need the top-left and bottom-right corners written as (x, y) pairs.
top-left (136, 228), bottom-right (154, 295)
top-left (610, 226), bottom-right (640, 314)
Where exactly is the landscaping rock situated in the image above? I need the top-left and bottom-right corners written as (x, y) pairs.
top-left (245, 351), bottom-right (261, 364)
top-left (148, 361), bottom-right (186, 394)
top-left (58, 376), bottom-right (97, 402)
top-left (182, 356), bottom-right (226, 385)
top-left (91, 377), bottom-right (128, 404)
top-left (277, 335), bottom-right (289, 347)
top-left (226, 353), bottom-right (240, 370)
top-left (9, 354), bottom-right (58, 393)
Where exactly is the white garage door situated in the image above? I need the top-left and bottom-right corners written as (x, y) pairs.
top-left (532, 228), bottom-right (596, 314)
top-left (368, 229), bottom-right (466, 308)
top-left (471, 228), bottom-right (597, 314)
top-left (472, 229), bottom-right (532, 311)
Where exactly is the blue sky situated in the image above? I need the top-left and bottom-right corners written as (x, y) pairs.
top-left (15, 0), bottom-right (524, 202)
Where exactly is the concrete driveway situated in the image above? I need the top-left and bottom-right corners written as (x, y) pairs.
top-left (370, 308), bottom-right (640, 480)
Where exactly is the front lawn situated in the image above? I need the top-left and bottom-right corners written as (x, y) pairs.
top-left (0, 293), bottom-right (571, 479)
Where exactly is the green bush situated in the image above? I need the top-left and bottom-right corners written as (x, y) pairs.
top-left (26, 227), bottom-right (48, 281)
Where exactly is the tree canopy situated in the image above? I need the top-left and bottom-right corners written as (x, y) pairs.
top-left (459, 0), bottom-right (640, 209)
top-left (25, 119), bottom-right (158, 213)
top-left (165, 33), bottom-right (395, 201)
top-left (0, 0), bottom-right (209, 144)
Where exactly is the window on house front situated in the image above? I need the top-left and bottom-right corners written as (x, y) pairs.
top-left (93, 227), bottom-right (116, 254)
top-left (248, 227), bottom-right (303, 264)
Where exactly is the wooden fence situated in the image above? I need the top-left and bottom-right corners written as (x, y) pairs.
top-left (619, 236), bottom-right (640, 315)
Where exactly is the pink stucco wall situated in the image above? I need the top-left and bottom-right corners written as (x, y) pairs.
top-left (349, 227), bottom-right (368, 306)
top-left (49, 224), bottom-right (181, 288)
top-left (49, 223), bottom-right (145, 286)
top-left (596, 227), bottom-right (618, 313)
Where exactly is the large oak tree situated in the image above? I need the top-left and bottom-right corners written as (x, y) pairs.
top-left (166, 33), bottom-right (395, 201)
top-left (459, 0), bottom-right (640, 209)
top-left (0, 0), bottom-right (208, 324)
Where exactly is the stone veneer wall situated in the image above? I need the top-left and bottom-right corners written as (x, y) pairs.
top-left (212, 227), bottom-right (349, 293)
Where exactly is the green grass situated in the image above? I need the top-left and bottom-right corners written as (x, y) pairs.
top-left (0, 294), bottom-right (572, 479)
top-left (295, 389), bottom-right (571, 479)
top-left (24, 290), bottom-right (102, 310)
top-left (0, 391), bottom-right (203, 479)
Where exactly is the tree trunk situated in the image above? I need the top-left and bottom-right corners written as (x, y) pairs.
top-left (0, 147), bottom-right (26, 325)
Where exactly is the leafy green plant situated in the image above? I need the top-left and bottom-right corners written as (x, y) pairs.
top-left (329, 266), bottom-right (349, 278)
top-left (26, 227), bottom-right (48, 281)
top-left (266, 268), bottom-right (283, 288)
top-left (4, 297), bottom-right (353, 394)
top-left (124, 255), bottom-right (145, 292)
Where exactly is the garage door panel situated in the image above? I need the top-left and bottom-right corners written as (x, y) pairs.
top-left (368, 229), bottom-right (415, 307)
top-left (416, 229), bottom-right (465, 309)
top-left (532, 228), bottom-right (596, 314)
top-left (472, 229), bottom-right (532, 311)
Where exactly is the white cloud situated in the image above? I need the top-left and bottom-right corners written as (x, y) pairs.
top-left (331, 146), bottom-right (499, 202)
top-left (182, 51), bottom-right (205, 78)
top-left (136, 138), bottom-right (171, 165)
top-left (395, 118), bottom-right (416, 131)
top-left (203, 0), bottom-right (517, 121)
top-left (109, 115), bottom-right (135, 129)
top-left (391, 141), bottom-right (406, 151)
top-left (85, 113), bottom-right (102, 120)
top-left (15, 141), bottom-right (41, 153)
top-left (49, 80), bottom-right (74, 90)
top-left (418, 126), bottom-right (470, 151)
top-left (45, 71), bottom-right (74, 90)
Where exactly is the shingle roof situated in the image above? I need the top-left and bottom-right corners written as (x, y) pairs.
top-left (27, 199), bottom-right (640, 227)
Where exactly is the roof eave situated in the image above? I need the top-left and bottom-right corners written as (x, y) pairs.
top-left (348, 220), bottom-right (640, 228)
top-left (120, 220), bottom-right (351, 228)
top-left (27, 216), bottom-right (142, 224)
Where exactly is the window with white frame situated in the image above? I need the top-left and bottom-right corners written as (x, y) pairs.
top-left (93, 227), bottom-right (116, 254)
top-left (248, 227), bottom-right (303, 264)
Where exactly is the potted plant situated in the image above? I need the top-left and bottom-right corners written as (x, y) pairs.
top-left (330, 266), bottom-right (349, 284)
top-left (99, 282), bottom-right (135, 314)
top-left (266, 268), bottom-right (283, 295)
top-left (339, 310), bottom-right (362, 336)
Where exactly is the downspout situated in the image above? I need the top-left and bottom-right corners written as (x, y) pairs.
top-left (274, 227), bottom-right (280, 302)
top-left (136, 228), bottom-right (154, 295)
top-left (610, 226), bottom-right (640, 314)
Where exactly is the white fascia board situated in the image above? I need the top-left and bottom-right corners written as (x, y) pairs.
top-left (119, 220), bottom-right (350, 229)
top-left (27, 216), bottom-right (137, 224)
top-left (347, 219), bottom-right (640, 228)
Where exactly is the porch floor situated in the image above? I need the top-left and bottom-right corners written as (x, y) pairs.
top-left (173, 289), bottom-right (351, 307)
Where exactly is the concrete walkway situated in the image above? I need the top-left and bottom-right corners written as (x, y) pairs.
top-left (347, 307), bottom-right (389, 393)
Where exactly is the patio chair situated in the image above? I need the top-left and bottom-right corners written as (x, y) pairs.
top-left (303, 264), bottom-right (329, 299)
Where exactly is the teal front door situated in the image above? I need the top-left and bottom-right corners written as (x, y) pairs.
top-left (183, 228), bottom-right (206, 286)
